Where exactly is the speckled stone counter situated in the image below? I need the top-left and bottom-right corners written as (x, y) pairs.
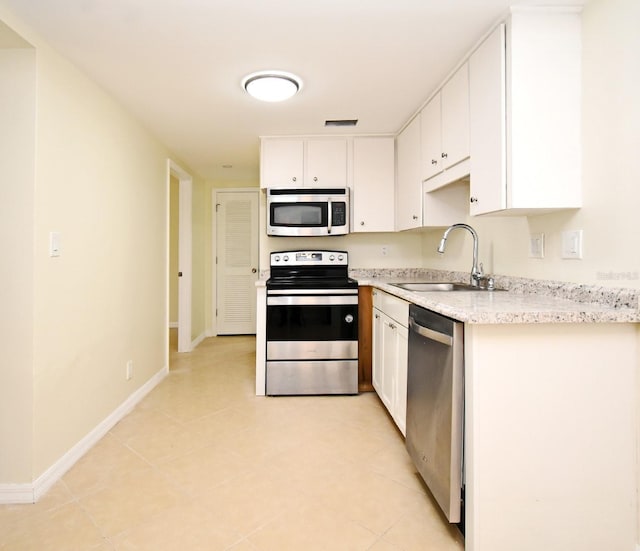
top-left (352, 268), bottom-right (640, 324)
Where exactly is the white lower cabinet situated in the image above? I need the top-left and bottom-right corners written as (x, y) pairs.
top-left (372, 289), bottom-right (408, 436)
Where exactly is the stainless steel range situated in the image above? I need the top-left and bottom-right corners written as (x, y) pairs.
top-left (265, 250), bottom-right (359, 396)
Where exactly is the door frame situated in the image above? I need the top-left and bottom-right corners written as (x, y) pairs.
top-left (212, 187), bottom-right (260, 336)
top-left (167, 159), bottom-right (192, 353)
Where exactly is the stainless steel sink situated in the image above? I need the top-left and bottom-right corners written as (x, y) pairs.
top-left (390, 282), bottom-right (501, 292)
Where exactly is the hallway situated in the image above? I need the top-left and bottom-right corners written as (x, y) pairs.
top-left (0, 334), bottom-right (463, 550)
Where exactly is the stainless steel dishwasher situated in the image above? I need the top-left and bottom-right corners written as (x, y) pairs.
top-left (406, 303), bottom-right (464, 524)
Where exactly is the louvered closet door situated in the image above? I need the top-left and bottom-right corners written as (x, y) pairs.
top-left (216, 190), bottom-right (259, 334)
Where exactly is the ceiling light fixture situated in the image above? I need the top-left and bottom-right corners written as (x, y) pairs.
top-left (242, 70), bottom-right (302, 102)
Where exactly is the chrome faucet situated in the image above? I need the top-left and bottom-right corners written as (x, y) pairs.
top-left (437, 223), bottom-right (484, 287)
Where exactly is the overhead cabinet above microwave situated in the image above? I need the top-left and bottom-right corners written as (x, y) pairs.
top-left (260, 137), bottom-right (348, 189)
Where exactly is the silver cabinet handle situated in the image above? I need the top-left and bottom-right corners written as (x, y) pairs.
top-left (431, 159), bottom-right (437, 165)
top-left (412, 215), bottom-right (419, 220)
top-left (441, 152), bottom-right (448, 158)
top-left (470, 197), bottom-right (478, 203)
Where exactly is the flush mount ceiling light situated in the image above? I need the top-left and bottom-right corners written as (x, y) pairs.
top-left (242, 70), bottom-right (302, 102)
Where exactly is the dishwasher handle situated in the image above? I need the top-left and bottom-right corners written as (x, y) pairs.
top-left (409, 316), bottom-right (453, 347)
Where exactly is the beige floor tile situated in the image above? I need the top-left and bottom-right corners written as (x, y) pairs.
top-left (111, 502), bottom-right (242, 550)
top-left (64, 433), bottom-right (151, 498)
top-left (78, 467), bottom-right (186, 537)
top-left (1, 501), bottom-right (105, 551)
top-left (382, 496), bottom-right (464, 551)
top-left (155, 442), bottom-right (253, 498)
top-left (248, 502), bottom-right (378, 551)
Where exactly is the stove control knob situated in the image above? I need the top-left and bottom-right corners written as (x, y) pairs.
top-left (274, 255), bottom-right (280, 262)
top-left (338, 254), bottom-right (344, 261)
top-left (283, 255), bottom-right (289, 262)
top-left (329, 255), bottom-right (335, 261)
top-left (345, 314), bottom-right (354, 324)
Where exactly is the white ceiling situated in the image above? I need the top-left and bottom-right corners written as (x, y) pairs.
top-left (2, 0), bottom-right (584, 182)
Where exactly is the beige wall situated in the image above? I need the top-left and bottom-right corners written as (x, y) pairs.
top-left (0, 45), bottom-right (36, 482)
top-left (30, 44), bottom-right (171, 476)
top-left (0, 5), bottom-right (204, 484)
top-left (420, 0), bottom-right (640, 292)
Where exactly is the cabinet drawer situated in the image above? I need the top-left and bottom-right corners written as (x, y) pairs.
top-left (372, 290), bottom-right (409, 327)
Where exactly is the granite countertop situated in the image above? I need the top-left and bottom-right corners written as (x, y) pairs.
top-left (353, 270), bottom-right (640, 324)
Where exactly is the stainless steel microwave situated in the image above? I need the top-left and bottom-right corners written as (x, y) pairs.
top-left (267, 188), bottom-right (350, 236)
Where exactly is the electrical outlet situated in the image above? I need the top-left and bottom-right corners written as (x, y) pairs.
top-left (561, 230), bottom-right (583, 259)
top-left (126, 360), bottom-right (133, 380)
top-left (529, 233), bottom-right (544, 259)
top-left (381, 245), bottom-right (389, 256)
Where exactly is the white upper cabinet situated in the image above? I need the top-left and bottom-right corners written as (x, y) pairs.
top-left (421, 63), bottom-right (470, 185)
top-left (305, 138), bottom-right (348, 188)
top-left (260, 137), bottom-right (347, 188)
top-left (260, 138), bottom-right (304, 188)
top-left (352, 136), bottom-right (395, 233)
top-left (469, 9), bottom-right (582, 215)
top-left (395, 115), bottom-right (422, 230)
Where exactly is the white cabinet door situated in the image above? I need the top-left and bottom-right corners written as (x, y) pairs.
top-left (380, 315), bottom-right (397, 412)
top-left (421, 63), bottom-right (469, 185)
top-left (260, 138), bottom-right (304, 188)
top-left (421, 93), bottom-right (442, 180)
top-left (393, 324), bottom-right (408, 436)
top-left (371, 290), bottom-right (409, 436)
top-left (352, 137), bottom-right (395, 232)
top-left (305, 138), bottom-right (348, 188)
top-left (371, 308), bottom-right (386, 398)
top-left (396, 115), bottom-right (422, 230)
top-left (441, 62), bottom-right (470, 170)
top-left (469, 24), bottom-right (507, 215)
top-left (469, 11), bottom-right (581, 215)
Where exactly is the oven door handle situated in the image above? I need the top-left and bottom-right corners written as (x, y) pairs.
top-left (268, 288), bottom-right (357, 296)
top-left (268, 295), bottom-right (359, 306)
top-left (327, 198), bottom-right (332, 235)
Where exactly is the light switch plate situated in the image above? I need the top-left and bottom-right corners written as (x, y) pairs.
top-left (561, 230), bottom-right (583, 259)
top-left (529, 233), bottom-right (544, 259)
top-left (49, 231), bottom-right (61, 257)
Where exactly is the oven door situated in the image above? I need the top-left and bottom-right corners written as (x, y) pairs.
top-left (266, 292), bottom-right (358, 360)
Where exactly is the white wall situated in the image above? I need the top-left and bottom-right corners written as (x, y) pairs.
top-left (420, 0), bottom-right (640, 292)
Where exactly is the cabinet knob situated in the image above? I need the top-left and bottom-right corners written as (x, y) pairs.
top-left (313, 176), bottom-right (318, 182)
top-left (431, 159), bottom-right (437, 165)
top-left (441, 152), bottom-right (448, 159)
top-left (292, 176), bottom-right (297, 182)
top-left (360, 221), bottom-right (365, 226)
top-left (470, 197), bottom-right (478, 203)
top-left (389, 323), bottom-right (396, 330)
top-left (412, 215), bottom-right (418, 220)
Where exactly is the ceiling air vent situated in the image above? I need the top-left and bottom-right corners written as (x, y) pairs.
top-left (325, 119), bottom-right (358, 127)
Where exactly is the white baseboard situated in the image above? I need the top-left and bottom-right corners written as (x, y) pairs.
top-left (191, 331), bottom-right (207, 349)
top-left (0, 364), bottom-right (169, 505)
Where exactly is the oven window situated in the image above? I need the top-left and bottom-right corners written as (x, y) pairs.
top-left (267, 304), bottom-right (358, 341)
top-left (270, 203), bottom-right (327, 227)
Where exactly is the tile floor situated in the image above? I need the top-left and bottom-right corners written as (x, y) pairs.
top-left (0, 333), bottom-right (464, 550)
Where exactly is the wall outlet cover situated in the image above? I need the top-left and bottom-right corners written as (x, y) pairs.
top-left (561, 230), bottom-right (583, 259)
top-left (529, 233), bottom-right (544, 259)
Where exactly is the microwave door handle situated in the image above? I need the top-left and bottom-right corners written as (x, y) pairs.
top-left (327, 199), bottom-right (332, 234)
